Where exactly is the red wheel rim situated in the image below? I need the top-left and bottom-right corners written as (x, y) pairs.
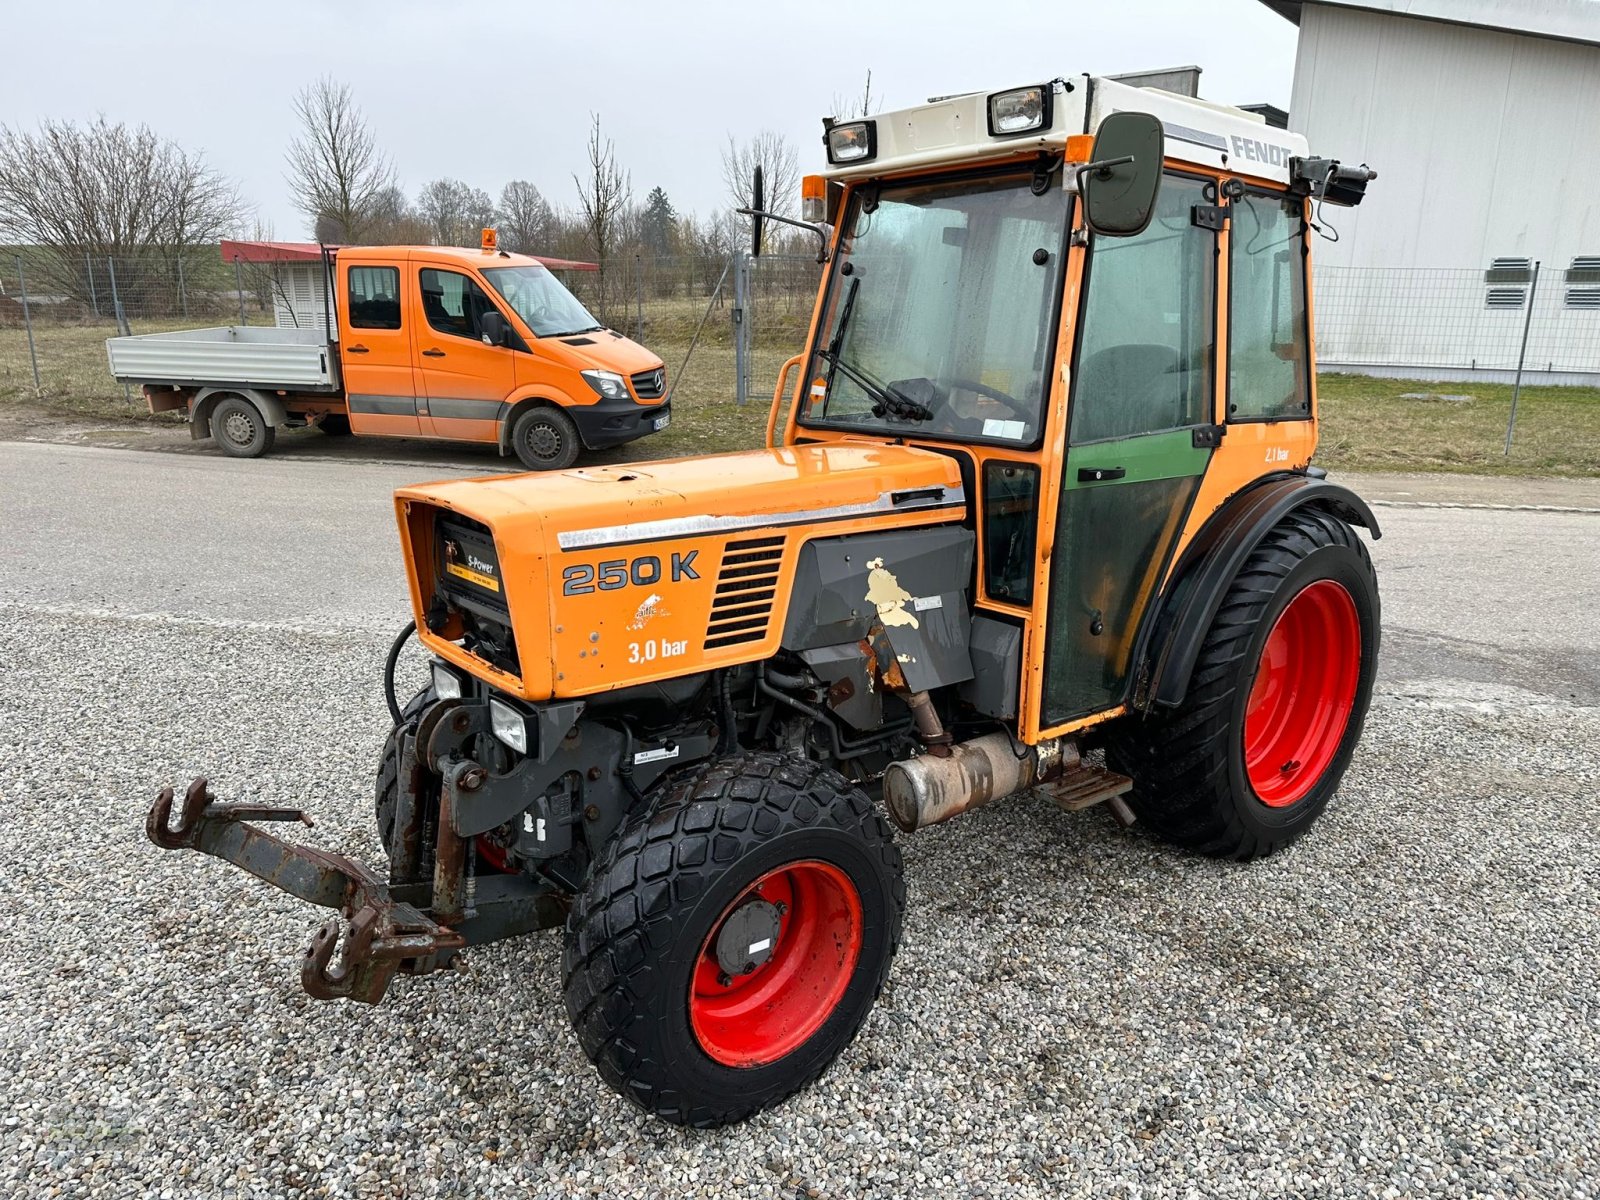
top-left (1243, 579), bottom-right (1362, 808)
top-left (689, 860), bottom-right (862, 1068)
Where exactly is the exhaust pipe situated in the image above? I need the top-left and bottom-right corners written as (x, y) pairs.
top-left (883, 733), bottom-right (1075, 832)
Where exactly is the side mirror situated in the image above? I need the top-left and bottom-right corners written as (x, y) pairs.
top-left (480, 310), bottom-right (508, 347)
top-left (1080, 111), bottom-right (1164, 237)
top-left (750, 164), bottom-right (765, 258)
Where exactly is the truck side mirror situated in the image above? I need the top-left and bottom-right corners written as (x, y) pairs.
top-left (480, 310), bottom-right (508, 347)
top-left (1080, 111), bottom-right (1164, 238)
top-left (750, 164), bottom-right (765, 258)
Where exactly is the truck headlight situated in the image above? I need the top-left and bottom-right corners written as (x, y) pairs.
top-left (988, 84), bottom-right (1052, 137)
top-left (489, 696), bottom-right (531, 755)
top-left (431, 660), bottom-right (464, 700)
top-left (581, 369), bottom-right (630, 400)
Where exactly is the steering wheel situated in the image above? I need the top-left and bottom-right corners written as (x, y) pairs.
top-left (944, 377), bottom-right (1024, 409)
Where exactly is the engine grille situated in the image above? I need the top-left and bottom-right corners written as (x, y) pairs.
top-left (631, 368), bottom-right (666, 399)
top-left (704, 536), bottom-right (784, 650)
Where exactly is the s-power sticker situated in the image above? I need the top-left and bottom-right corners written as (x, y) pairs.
top-left (446, 561), bottom-right (501, 592)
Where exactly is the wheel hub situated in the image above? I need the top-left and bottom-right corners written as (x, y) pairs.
top-left (525, 424), bottom-right (560, 459)
top-left (714, 897), bottom-right (782, 977)
top-left (223, 412), bottom-right (253, 444)
top-left (1243, 578), bottom-right (1361, 807)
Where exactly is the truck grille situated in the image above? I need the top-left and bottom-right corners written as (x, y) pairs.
top-left (705, 536), bottom-right (784, 650)
top-left (631, 368), bottom-right (666, 399)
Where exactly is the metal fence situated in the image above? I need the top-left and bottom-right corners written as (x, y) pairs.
top-left (1316, 264), bottom-right (1600, 386)
top-left (0, 249), bottom-right (823, 413)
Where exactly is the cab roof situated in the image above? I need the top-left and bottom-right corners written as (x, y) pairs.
top-left (819, 74), bottom-right (1312, 187)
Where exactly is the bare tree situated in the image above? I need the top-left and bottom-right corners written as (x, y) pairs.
top-left (572, 114), bottom-right (631, 319)
top-left (721, 130), bottom-right (800, 240)
top-left (415, 178), bottom-right (496, 247)
top-left (832, 69), bottom-right (880, 121)
top-left (0, 117), bottom-right (244, 310)
top-left (285, 77), bottom-right (396, 242)
top-left (497, 181), bottom-right (555, 255)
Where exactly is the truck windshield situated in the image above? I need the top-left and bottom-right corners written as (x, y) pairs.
top-left (481, 265), bottom-right (603, 338)
top-left (801, 171), bottom-right (1069, 445)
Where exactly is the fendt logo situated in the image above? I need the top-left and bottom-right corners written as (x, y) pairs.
top-left (1230, 134), bottom-right (1295, 169)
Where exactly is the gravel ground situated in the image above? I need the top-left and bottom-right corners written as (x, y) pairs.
top-left (1, 444), bottom-right (1597, 1198)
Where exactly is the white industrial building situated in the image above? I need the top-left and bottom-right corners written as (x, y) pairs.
top-left (1258, 0), bottom-right (1600, 382)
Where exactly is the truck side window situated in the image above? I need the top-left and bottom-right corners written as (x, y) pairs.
top-left (348, 266), bottom-right (401, 330)
top-left (1071, 174), bottom-right (1214, 443)
top-left (1228, 191), bottom-right (1309, 421)
top-left (419, 268), bottom-right (500, 342)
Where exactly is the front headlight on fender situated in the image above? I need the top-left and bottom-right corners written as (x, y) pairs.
top-left (489, 696), bottom-right (531, 755)
top-left (581, 369), bottom-right (630, 401)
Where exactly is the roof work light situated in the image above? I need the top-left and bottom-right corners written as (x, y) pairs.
top-left (826, 121), bottom-right (877, 165)
top-left (988, 85), bottom-right (1052, 137)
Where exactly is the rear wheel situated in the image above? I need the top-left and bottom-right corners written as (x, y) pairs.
top-left (511, 406), bottom-right (580, 471)
top-left (1108, 508), bottom-right (1379, 860)
top-left (374, 685), bottom-right (435, 861)
top-left (562, 752), bottom-right (903, 1127)
top-left (211, 396), bottom-right (275, 458)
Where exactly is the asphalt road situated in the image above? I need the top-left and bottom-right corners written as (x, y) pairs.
top-left (1, 441), bottom-right (1596, 1198)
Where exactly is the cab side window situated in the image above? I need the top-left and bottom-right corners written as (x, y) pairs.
top-left (1071, 174), bottom-right (1214, 443)
top-left (1229, 192), bottom-right (1310, 421)
top-left (348, 266), bottom-right (401, 330)
top-left (419, 268), bottom-right (500, 341)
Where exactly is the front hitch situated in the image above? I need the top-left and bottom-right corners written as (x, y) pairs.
top-left (146, 775), bottom-right (555, 1005)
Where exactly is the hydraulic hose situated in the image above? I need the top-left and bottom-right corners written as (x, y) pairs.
top-left (383, 620), bottom-right (417, 727)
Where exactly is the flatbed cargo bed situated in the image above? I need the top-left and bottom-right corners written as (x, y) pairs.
top-left (105, 325), bottom-right (340, 392)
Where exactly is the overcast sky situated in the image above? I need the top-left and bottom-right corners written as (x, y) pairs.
top-left (2, 0), bottom-right (1299, 238)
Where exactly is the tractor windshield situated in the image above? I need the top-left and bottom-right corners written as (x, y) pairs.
top-left (800, 169), bottom-right (1069, 445)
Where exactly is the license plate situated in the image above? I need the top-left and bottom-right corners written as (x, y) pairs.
top-left (652, 412), bottom-right (671, 431)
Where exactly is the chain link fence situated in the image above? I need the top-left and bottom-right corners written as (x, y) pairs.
top-left (0, 248), bottom-right (822, 426)
top-left (1316, 264), bottom-right (1600, 386)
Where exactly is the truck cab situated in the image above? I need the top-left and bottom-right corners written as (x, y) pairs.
top-left (336, 243), bottom-right (669, 467)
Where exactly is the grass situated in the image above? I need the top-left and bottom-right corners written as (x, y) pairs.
top-left (4, 311), bottom-right (1596, 476)
top-left (1316, 374), bottom-right (1600, 477)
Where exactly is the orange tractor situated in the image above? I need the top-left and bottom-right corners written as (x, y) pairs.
top-left (149, 75), bottom-right (1380, 1126)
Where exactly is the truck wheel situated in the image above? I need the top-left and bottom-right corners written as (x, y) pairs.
top-left (1108, 508), bottom-right (1379, 861)
top-left (211, 396), bottom-right (276, 458)
top-left (562, 752), bottom-right (904, 1128)
top-left (511, 406), bottom-right (580, 471)
top-left (374, 684), bottom-right (436, 860)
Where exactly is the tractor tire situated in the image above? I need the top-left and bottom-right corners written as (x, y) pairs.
top-left (211, 396), bottom-right (276, 458)
top-left (375, 684), bottom-right (436, 861)
top-left (1107, 508), bottom-right (1379, 861)
top-left (511, 406), bottom-right (581, 471)
top-left (562, 751), bottom-right (904, 1128)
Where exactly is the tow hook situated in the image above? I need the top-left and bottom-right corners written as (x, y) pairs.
top-left (147, 777), bottom-right (467, 1005)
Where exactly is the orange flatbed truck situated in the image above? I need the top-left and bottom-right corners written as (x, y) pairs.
top-left (106, 237), bottom-right (670, 469)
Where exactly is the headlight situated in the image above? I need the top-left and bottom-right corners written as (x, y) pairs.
top-left (581, 369), bottom-right (630, 400)
top-left (988, 85), bottom-right (1052, 137)
top-left (431, 660), bottom-right (464, 700)
top-left (489, 696), bottom-right (530, 755)
top-left (825, 121), bottom-right (876, 165)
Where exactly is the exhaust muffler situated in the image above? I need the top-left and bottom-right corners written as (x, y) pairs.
top-left (883, 733), bottom-right (1075, 832)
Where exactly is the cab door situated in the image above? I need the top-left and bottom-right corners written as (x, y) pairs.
top-left (414, 265), bottom-right (517, 442)
top-left (1038, 173), bottom-right (1219, 729)
top-left (341, 262), bottom-right (422, 436)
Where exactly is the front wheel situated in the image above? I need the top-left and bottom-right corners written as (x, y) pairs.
top-left (562, 752), bottom-right (904, 1127)
top-left (511, 406), bottom-right (580, 471)
top-left (1108, 507), bottom-right (1380, 860)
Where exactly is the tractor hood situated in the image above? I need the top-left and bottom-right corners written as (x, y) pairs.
top-left (395, 443), bottom-right (967, 702)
